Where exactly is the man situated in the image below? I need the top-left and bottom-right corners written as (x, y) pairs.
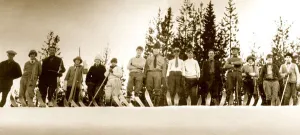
top-left (127, 46), bottom-right (146, 103)
top-left (184, 49), bottom-right (200, 105)
top-left (144, 42), bottom-right (167, 106)
top-left (241, 55), bottom-right (259, 105)
top-left (279, 53), bottom-right (300, 105)
top-left (64, 56), bottom-right (88, 105)
top-left (104, 58), bottom-right (123, 106)
top-left (259, 54), bottom-right (280, 106)
top-left (19, 50), bottom-right (42, 107)
top-left (223, 46), bottom-right (244, 105)
top-left (0, 50), bottom-right (22, 107)
top-left (166, 47), bottom-right (185, 105)
top-left (200, 49), bottom-right (222, 105)
top-left (86, 55), bottom-right (106, 106)
top-left (38, 46), bottom-right (66, 106)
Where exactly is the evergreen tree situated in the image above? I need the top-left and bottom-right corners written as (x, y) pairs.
top-left (215, 20), bottom-right (229, 64)
top-left (102, 43), bottom-right (111, 66)
top-left (223, 0), bottom-right (239, 55)
top-left (38, 31), bottom-right (61, 60)
top-left (201, 1), bottom-right (217, 60)
top-left (194, 2), bottom-right (205, 65)
top-left (176, 0), bottom-right (197, 60)
top-left (271, 17), bottom-right (292, 67)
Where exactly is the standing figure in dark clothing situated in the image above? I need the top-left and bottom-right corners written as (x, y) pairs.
top-left (200, 49), bottom-right (223, 105)
top-left (38, 46), bottom-right (65, 106)
top-left (85, 55), bottom-right (106, 105)
top-left (0, 50), bottom-right (22, 107)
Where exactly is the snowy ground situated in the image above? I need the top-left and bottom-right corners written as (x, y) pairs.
top-left (0, 107), bottom-right (299, 135)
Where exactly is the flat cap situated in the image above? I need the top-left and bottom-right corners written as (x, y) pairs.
top-left (7, 50), bottom-right (17, 55)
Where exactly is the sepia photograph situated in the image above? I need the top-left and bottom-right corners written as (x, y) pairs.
top-left (1, 0), bottom-right (300, 134)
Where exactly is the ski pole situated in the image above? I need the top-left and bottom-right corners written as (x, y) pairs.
top-left (88, 73), bottom-right (110, 106)
top-left (280, 75), bottom-right (290, 106)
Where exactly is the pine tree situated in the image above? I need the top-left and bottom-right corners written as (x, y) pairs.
top-left (200, 1), bottom-right (216, 61)
top-left (38, 31), bottom-right (61, 60)
top-left (176, 0), bottom-right (197, 60)
top-left (158, 7), bottom-right (175, 59)
top-left (272, 17), bottom-right (292, 67)
top-left (215, 20), bottom-right (229, 64)
top-left (102, 43), bottom-right (111, 66)
top-left (223, 0), bottom-right (239, 55)
top-left (194, 2), bottom-right (205, 65)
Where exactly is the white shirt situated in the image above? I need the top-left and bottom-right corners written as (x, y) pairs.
top-left (166, 57), bottom-right (185, 76)
top-left (184, 58), bottom-right (200, 78)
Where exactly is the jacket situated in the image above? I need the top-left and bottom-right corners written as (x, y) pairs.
top-left (0, 60), bottom-right (22, 88)
top-left (65, 65), bottom-right (88, 88)
top-left (85, 64), bottom-right (106, 85)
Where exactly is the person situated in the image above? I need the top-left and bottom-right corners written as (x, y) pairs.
top-left (223, 46), bottom-right (244, 105)
top-left (38, 46), bottom-right (66, 106)
top-left (279, 53), bottom-right (300, 105)
top-left (258, 54), bottom-right (281, 106)
top-left (126, 46), bottom-right (146, 103)
top-left (104, 58), bottom-right (123, 106)
top-left (200, 49), bottom-right (222, 105)
top-left (19, 50), bottom-right (42, 107)
top-left (184, 49), bottom-right (200, 105)
top-left (144, 42), bottom-right (167, 106)
top-left (64, 56), bottom-right (88, 105)
top-left (241, 55), bottom-right (259, 105)
top-left (85, 55), bottom-right (107, 106)
top-left (0, 50), bottom-right (22, 107)
top-left (166, 47), bottom-right (185, 105)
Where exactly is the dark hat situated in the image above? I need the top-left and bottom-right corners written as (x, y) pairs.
top-left (173, 47), bottom-right (180, 52)
top-left (246, 55), bottom-right (255, 62)
top-left (111, 58), bottom-right (118, 63)
top-left (284, 52), bottom-right (293, 58)
top-left (73, 56), bottom-right (82, 64)
top-left (7, 50), bottom-right (17, 55)
top-left (266, 54), bottom-right (273, 59)
top-left (28, 50), bottom-right (37, 57)
top-left (136, 46), bottom-right (144, 51)
top-left (153, 42), bottom-right (161, 49)
top-left (231, 46), bottom-right (240, 50)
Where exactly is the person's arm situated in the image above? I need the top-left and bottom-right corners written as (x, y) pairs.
top-left (85, 67), bottom-right (92, 84)
top-left (162, 57), bottom-right (167, 78)
top-left (14, 63), bottom-right (22, 79)
top-left (224, 59), bottom-right (234, 69)
top-left (112, 67), bottom-right (123, 78)
top-left (279, 65), bottom-right (287, 78)
top-left (38, 61), bottom-right (42, 77)
top-left (294, 64), bottom-right (300, 85)
top-left (127, 58), bottom-right (136, 70)
top-left (58, 59), bottom-right (66, 77)
top-left (144, 58), bottom-right (149, 78)
top-left (166, 60), bottom-right (172, 77)
top-left (181, 60), bottom-right (185, 77)
top-left (232, 58), bottom-right (244, 65)
top-left (196, 60), bottom-right (200, 79)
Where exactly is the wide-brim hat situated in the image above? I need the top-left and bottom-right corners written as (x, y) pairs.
top-left (28, 50), bottom-right (37, 57)
top-left (73, 56), bottom-right (83, 64)
top-left (7, 50), bottom-right (17, 55)
top-left (246, 55), bottom-right (255, 62)
top-left (284, 52), bottom-right (293, 58)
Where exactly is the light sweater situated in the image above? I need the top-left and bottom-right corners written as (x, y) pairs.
top-left (127, 56), bottom-right (146, 73)
top-left (184, 58), bottom-right (200, 78)
top-left (105, 65), bottom-right (123, 80)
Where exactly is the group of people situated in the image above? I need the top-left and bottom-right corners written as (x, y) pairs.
top-left (0, 42), bottom-right (299, 107)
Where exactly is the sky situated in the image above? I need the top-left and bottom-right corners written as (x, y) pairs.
top-left (1, 0), bottom-right (300, 91)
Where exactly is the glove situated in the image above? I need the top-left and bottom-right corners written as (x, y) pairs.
top-left (63, 81), bottom-right (68, 91)
top-left (109, 68), bottom-right (113, 73)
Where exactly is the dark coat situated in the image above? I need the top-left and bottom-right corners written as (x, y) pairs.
top-left (0, 60), bottom-right (22, 89)
top-left (200, 59), bottom-right (223, 88)
top-left (39, 56), bottom-right (66, 85)
top-left (85, 64), bottom-right (106, 85)
top-left (259, 64), bottom-right (281, 82)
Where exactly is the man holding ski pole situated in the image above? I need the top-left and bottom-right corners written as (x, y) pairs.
top-left (279, 53), bottom-right (300, 105)
top-left (104, 58), bottom-right (123, 106)
top-left (126, 46), bottom-right (146, 104)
